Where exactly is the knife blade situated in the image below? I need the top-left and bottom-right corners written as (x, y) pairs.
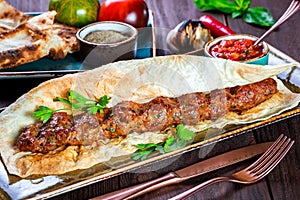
top-left (91, 142), bottom-right (273, 200)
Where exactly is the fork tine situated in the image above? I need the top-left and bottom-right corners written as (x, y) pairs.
top-left (248, 135), bottom-right (289, 172)
top-left (254, 140), bottom-right (294, 179)
top-left (170, 135), bottom-right (293, 199)
top-left (244, 134), bottom-right (284, 170)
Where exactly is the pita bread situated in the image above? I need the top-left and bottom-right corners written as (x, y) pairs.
top-left (0, 11), bottom-right (56, 69)
top-left (0, 55), bottom-right (299, 177)
top-left (0, 0), bottom-right (79, 69)
top-left (47, 23), bottom-right (79, 60)
top-left (0, 0), bottom-right (30, 32)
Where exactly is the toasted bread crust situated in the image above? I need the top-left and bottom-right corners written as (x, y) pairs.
top-left (0, 0), bottom-right (80, 69)
top-left (0, 11), bottom-right (55, 69)
top-left (48, 23), bottom-right (80, 60)
top-left (0, 0), bottom-right (30, 32)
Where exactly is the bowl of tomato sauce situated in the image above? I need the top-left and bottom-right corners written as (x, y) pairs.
top-left (204, 34), bottom-right (269, 65)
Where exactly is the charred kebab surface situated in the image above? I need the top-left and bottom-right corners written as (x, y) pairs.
top-left (16, 78), bottom-right (278, 154)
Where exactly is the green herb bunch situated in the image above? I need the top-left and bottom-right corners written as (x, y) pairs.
top-left (33, 90), bottom-right (110, 123)
top-left (194, 0), bottom-right (275, 27)
top-left (131, 124), bottom-right (197, 161)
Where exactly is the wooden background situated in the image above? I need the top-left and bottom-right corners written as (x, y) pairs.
top-left (2, 0), bottom-right (300, 199)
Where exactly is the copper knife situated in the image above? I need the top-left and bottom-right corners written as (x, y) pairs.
top-left (91, 142), bottom-right (273, 200)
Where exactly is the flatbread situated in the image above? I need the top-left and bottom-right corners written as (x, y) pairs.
top-left (0, 55), bottom-right (299, 177)
top-left (0, 11), bottom-right (56, 69)
top-left (0, 0), bottom-right (80, 69)
top-left (47, 23), bottom-right (79, 60)
top-left (0, 0), bottom-right (30, 32)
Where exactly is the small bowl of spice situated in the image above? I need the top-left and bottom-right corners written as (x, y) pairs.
top-left (204, 34), bottom-right (269, 65)
top-left (76, 21), bottom-right (138, 68)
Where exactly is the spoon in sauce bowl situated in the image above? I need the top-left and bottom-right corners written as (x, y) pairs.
top-left (254, 0), bottom-right (300, 46)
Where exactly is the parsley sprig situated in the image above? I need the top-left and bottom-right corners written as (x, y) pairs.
top-left (131, 124), bottom-right (197, 161)
top-left (33, 90), bottom-right (110, 123)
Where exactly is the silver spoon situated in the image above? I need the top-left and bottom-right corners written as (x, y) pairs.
top-left (254, 0), bottom-right (300, 46)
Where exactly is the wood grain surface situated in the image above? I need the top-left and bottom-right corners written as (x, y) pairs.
top-left (2, 0), bottom-right (300, 199)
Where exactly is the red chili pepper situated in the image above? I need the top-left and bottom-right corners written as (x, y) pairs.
top-left (199, 15), bottom-right (236, 37)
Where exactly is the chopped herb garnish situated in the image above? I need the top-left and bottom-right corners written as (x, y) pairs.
top-left (33, 90), bottom-right (110, 123)
top-left (131, 124), bottom-right (201, 161)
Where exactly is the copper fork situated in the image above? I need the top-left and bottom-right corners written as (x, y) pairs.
top-left (170, 134), bottom-right (294, 200)
top-left (254, 0), bottom-right (300, 45)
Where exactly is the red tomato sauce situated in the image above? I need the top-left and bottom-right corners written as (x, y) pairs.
top-left (209, 39), bottom-right (265, 61)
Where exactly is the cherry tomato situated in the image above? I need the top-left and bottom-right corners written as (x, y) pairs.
top-left (199, 15), bottom-right (236, 38)
top-left (98, 0), bottom-right (149, 28)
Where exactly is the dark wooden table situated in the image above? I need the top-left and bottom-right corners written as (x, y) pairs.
top-left (2, 0), bottom-right (300, 199)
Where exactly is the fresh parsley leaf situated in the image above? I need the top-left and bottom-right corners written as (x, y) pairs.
top-left (34, 90), bottom-right (110, 123)
top-left (33, 106), bottom-right (55, 123)
top-left (131, 149), bottom-right (155, 161)
top-left (98, 95), bottom-right (111, 107)
top-left (88, 95), bottom-right (111, 114)
top-left (53, 96), bottom-right (72, 106)
top-left (164, 138), bottom-right (187, 153)
top-left (135, 143), bottom-right (161, 150)
top-left (68, 90), bottom-right (89, 110)
top-left (176, 124), bottom-right (195, 141)
top-left (155, 145), bottom-right (165, 154)
top-left (131, 143), bottom-right (164, 161)
top-left (131, 125), bottom-right (198, 161)
top-left (69, 90), bottom-right (89, 103)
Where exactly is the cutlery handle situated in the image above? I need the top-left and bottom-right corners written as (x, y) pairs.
top-left (169, 177), bottom-right (228, 200)
top-left (124, 176), bottom-right (184, 199)
top-left (90, 172), bottom-right (178, 200)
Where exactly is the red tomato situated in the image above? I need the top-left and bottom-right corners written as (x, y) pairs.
top-left (98, 0), bottom-right (149, 28)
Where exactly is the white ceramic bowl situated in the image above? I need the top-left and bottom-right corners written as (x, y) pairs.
top-left (76, 21), bottom-right (138, 68)
top-left (204, 34), bottom-right (269, 65)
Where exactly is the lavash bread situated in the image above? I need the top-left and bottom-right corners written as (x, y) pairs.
top-left (0, 55), bottom-right (299, 177)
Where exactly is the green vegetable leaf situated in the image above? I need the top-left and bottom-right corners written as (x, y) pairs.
top-left (232, 10), bottom-right (243, 18)
top-left (131, 149), bottom-right (155, 161)
top-left (131, 143), bottom-right (163, 161)
top-left (176, 124), bottom-right (195, 141)
top-left (164, 138), bottom-right (187, 153)
top-left (33, 106), bottom-right (55, 123)
top-left (98, 95), bottom-right (111, 107)
top-left (243, 7), bottom-right (275, 26)
top-left (53, 96), bottom-right (72, 106)
top-left (34, 90), bottom-right (110, 123)
top-left (132, 125), bottom-right (197, 160)
top-left (194, 0), bottom-right (238, 14)
top-left (194, 0), bottom-right (275, 27)
top-left (155, 145), bottom-right (165, 154)
top-left (235, 0), bottom-right (251, 12)
top-left (68, 90), bottom-right (89, 110)
top-left (135, 143), bottom-right (161, 150)
top-left (88, 95), bottom-right (111, 114)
